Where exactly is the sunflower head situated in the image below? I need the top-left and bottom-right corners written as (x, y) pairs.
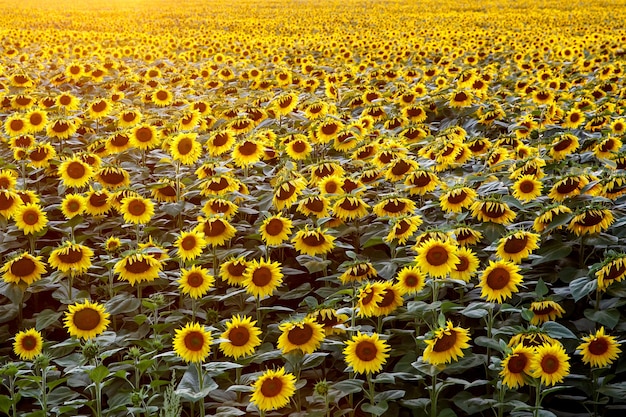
top-left (250, 367), bottom-right (297, 412)
top-left (277, 317), bottom-right (325, 354)
top-left (343, 332), bottom-right (391, 374)
top-left (13, 328), bottom-right (44, 360)
top-left (64, 300), bottom-right (111, 340)
top-left (220, 315), bottom-right (262, 359)
top-left (173, 322), bottom-right (212, 363)
top-left (577, 327), bottom-right (622, 368)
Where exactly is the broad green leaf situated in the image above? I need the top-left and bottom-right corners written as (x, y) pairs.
top-left (0, 395), bottom-right (12, 414)
top-left (361, 401), bottom-right (388, 416)
top-left (584, 309), bottom-right (620, 329)
top-left (541, 321), bottom-right (577, 339)
top-left (106, 294), bottom-right (141, 315)
top-left (535, 278), bottom-right (549, 298)
top-left (35, 309), bottom-right (63, 331)
top-left (569, 276), bottom-right (597, 302)
top-left (532, 240), bottom-right (572, 266)
top-left (332, 379), bottom-right (364, 394)
top-left (88, 365), bottom-right (109, 384)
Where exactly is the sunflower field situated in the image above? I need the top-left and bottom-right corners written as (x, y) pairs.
top-left (2, 0), bottom-right (626, 416)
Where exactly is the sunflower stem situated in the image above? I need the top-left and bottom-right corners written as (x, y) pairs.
top-left (430, 374), bottom-right (439, 417)
top-left (533, 381), bottom-right (542, 417)
top-left (496, 381), bottom-right (505, 417)
top-left (256, 297), bottom-right (263, 330)
top-left (40, 364), bottom-right (48, 416)
top-left (135, 223), bottom-right (141, 248)
top-left (196, 362), bottom-right (205, 417)
top-left (578, 235), bottom-right (585, 269)
top-left (8, 371), bottom-right (17, 417)
top-left (366, 372), bottom-right (376, 406)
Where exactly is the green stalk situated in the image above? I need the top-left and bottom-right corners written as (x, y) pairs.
top-left (196, 362), bottom-right (205, 417)
top-left (533, 381), bottom-right (542, 417)
top-left (40, 365), bottom-right (48, 416)
top-left (8, 372), bottom-right (17, 417)
top-left (366, 372), bottom-right (376, 406)
top-left (95, 379), bottom-right (102, 417)
top-left (430, 375), bottom-right (439, 417)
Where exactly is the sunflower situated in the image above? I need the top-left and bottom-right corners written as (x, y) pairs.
top-left (404, 170), bottom-right (440, 195)
top-left (56, 92), bottom-right (80, 111)
top-left (373, 197), bottom-right (416, 218)
top-left (84, 187), bottom-right (111, 216)
top-left (384, 157), bottom-right (418, 182)
top-left (178, 109), bottom-right (202, 131)
top-left (277, 317), bottom-right (325, 354)
top-left (47, 118), bottom-right (79, 139)
top-left (130, 124), bottom-right (161, 150)
top-left (104, 237), bottom-right (122, 253)
top-left (272, 92), bottom-right (299, 116)
top-left (357, 282), bottom-right (384, 318)
top-left (114, 252), bottom-right (162, 286)
top-left (500, 344), bottom-right (535, 389)
top-left (509, 331), bottom-right (558, 349)
top-left (292, 226), bottom-right (335, 257)
top-left (150, 180), bottom-right (179, 203)
top-left (532, 204), bottom-right (571, 233)
top-left (117, 109), bottom-right (142, 128)
top-left (439, 186), bottom-right (477, 213)
top-left (174, 230), bottom-right (206, 262)
top-left (14, 203), bottom-right (48, 235)
top-left (297, 195), bottom-right (331, 218)
top-left (284, 134), bottom-right (313, 160)
top-left (529, 300), bottom-right (566, 325)
top-left (385, 215), bottom-right (422, 245)
top-left (200, 174), bottom-right (240, 197)
top-left (449, 247), bottom-right (480, 282)
top-left (2, 252), bottom-right (47, 285)
top-left (48, 241), bottom-right (93, 275)
top-left (531, 343), bottom-right (570, 386)
top-left (220, 257), bottom-right (249, 287)
top-left (394, 265), bottom-right (426, 295)
top-left (272, 177), bottom-right (307, 211)
top-left (173, 322), bottom-right (212, 363)
top-left (479, 260), bottom-right (524, 303)
top-left (511, 175), bottom-right (543, 202)
top-left (496, 231), bottom-right (541, 263)
top-left (596, 254), bottom-right (626, 291)
top-left (195, 217), bottom-right (237, 247)
top-left (315, 118), bottom-right (344, 143)
top-left (120, 196), bottom-right (154, 225)
top-left (60, 193), bottom-right (86, 219)
top-left (0, 190), bottom-right (22, 219)
top-left (96, 166), bottom-right (130, 189)
top-left (548, 175), bottom-right (588, 201)
top-left (423, 321), bottom-right (471, 365)
top-left (87, 98), bottom-right (112, 119)
top-left (578, 327), bottom-right (622, 368)
top-left (178, 266), bottom-right (215, 299)
top-left (332, 196), bottom-right (369, 221)
top-left (220, 315), bottom-right (262, 359)
top-left (414, 239), bottom-right (460, 278)
top-left (449, 90), bottom-right (473, 108)
top-left (471, 199), bottom-right (516, 225)
top-left (64, 300), bottom-right (111, 340)
top-left (5, 114), bottom-right (29, 137)
top-left (567, 207), bottom-right (614, 236)
top-left (13, 328), bottom-right (44, 360)
top-left (561, 108), bottom-right (585, 129)
top-left (169, 133), bottom-right (202, 165)
top-left (371, 282), bottom-right (404, 316)
top-left (259, 213), bottom-right (293, 246)
top-left (232, 139), bottom-right (264, 167)
top-left (344, 332), bottom-right (390, 374)
top-left (206, 129), bottom-right (235, 156)
top-left (549, 134), bottom-right (579, 160)
top-left (594, 136), bottom-right (622, 160)
top-left (250, 367), bottom-right (296, 412)
top-left (307, 308), bottom-right (349, 336)
top-left (57, 156), bottom-right (93, 189)
top-left (243, 258), bottom-right (284, 298)
top-left (339, 261), bottom-right (377, 285)
top-left (318, 175), bottom-right (344, 195)
top-left (452, 225), bottom-right (483, 247)
top-left (310, 162), bottom-right (344, 184)
top-left (151, 87), bottom-right (174, 107)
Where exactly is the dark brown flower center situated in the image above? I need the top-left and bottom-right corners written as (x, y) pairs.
top-left (181, 236), bottom-right (198, 250)
top-left (433, 330), bottom-right (458, 352)
top-left (212, 132), bottom-right (229, 147)
top-left (99, 169), bottom-right (126, 185)
top-left (304, 197), bottom-right (324, 212)
top-left (22, 209), bottom-right (40, 226)
top-left (59, 95), bottom-right (72, 106)
top-left (265, 218), bottom-right (284, 236)
top-left (588, 338), bottom-right (609, 356)
top-left (291, 140), bottom-right (307, 153)
top-left (376, 289), bottom-right (395, 308)
top-left (73, 308), bottom-right (101, 331)
top-left (519, 180), bottom-right (535, 194)
top-left (604, 263), bottom-right (626, 281)
top-left (454, 92), bottom-right (468, 102)
top-left (184, 331), bottom-right (205, 351)
top-left (426, 245), bottom-right (449, 266)
top-left (275, 182), bottom-right (296, 201)
top-left (111, 133), bottom-right (130, 147)
top-left (156, 90), bottom-right (169, 101)
top-left (287, 324), bottom-right (313, 345)
top-left (486, 267), bottom-right (510, 290)
top-left (302, 233), bottom-right (325, 247)
top-left (321, 122), bottom-right (338, 135)
top-left (556, 178), bottom-right (579, 194)
top-left (123, 112), bottom-right (137, 122)
top-left (124, 258), bottom-right (152, 274)
top-left (410, 172), bottom-right (432, 187)
top-left (228, 326), bottom-right (250, 346)
top-left (186, 272), bottom-right (204, 288)
top-left (324, 182), bottom-right (338, 193)
top-left (447, 190), bottom-right (467, 204)
top-left (20, 335), bottom-right (38, 350)
top-left (383, 200), bottom-right (406, 213)
top-left (238, 141), bottom-right (258, 156)
top-left (0, 193), bottom-right (16, 210)
top-left (128, 199), bottom-right (147, 216)
top-left (135, 127), bottom-right (154, 142)
top-left (579, 212), bottom-right (604, 227)
top-left (503, 236), bottom-right (528, 254)
top-left (540, 354), bottom-right (559, 374)
top-left (177, 138), bottom-right (194, 155)
top-left (507, 353), bottom-right (528, 373)
top-left (339, 198), bottom-right (360, 211)
top-left (10, 119), bottom-right (24, 131)
top-left (455, 256), bottom-right (469, 272)
top-left (227, 262), bottom-right (246, 277)
top-left (252, 266), bottom-right (273, 287)
top-left (66, 161), bottom-right (86, 179)
top-left (260, 377), bottom-right (283, 397)
top-left (10, 256), bottom-right (36, 277)
top-left (92, 100), bottom-right (107, 113)
top-left (554, 137), bottom-right (573, 151)
top-left (89, 192), bottom-right (108, 207)
top-left (355, 340), bottom-right (378, 361)
top-left (204, 220), bottom-right (226, 237)
top-left (52, 121), bottom-right (71, 133)
top-left (532, 305), bottom-right (555, 315)
top-left (207, 177), bottom-right (229, 191)
top-left (481, 203), bottom-right (506, 218)
top-left (403, 273), bottom-right (419, 287)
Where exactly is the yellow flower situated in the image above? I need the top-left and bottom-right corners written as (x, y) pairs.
top-left (531, 343), bottom-right (570, 386)
top-left (220, 315), bottom-right (262, 359)
top-left (250, 367), bottom-right (296, 412)
top-left (60, 193), bottom-right (87, 219)
top-left (496, 231), bottom-right (540, 264)
top-left (277, 317), bottom-right (325, 354)
top-left (175, 230), bottom-right (207, 261)
top-left (500, 344), bottom-right (534, 389)
top-left (414, 239), bottom-right (460, 278)
top-left (259, 213), bottom-right (293, 246)
top-left (292, 226), bottom-right (335, 257)
top-left (64, 300), bottom-right (111, 340)
top-left (479, 260), bottom-right (523, 303)
top-left (49, 241), bottom-right (93, 275)
top-left (343, 332), bottom-right (390, 374)
top-left (169, 132), bottom-right (202, 165)
top-left (423, 321), bottom-right (471, 365)
top-left (114, 252), bottom-right (162, 286)
top-left (173, 322), bottom-right (212, 363)
top-left (194, 217), bottom-right (237, 247)
top-left (578, 327), bottom-right (622, 368)
top-left (120, 196), bottom-right (154, 225)
top-left (178, 266), bottom-right (214, 299)
top-left (2, 252), bottom-right (47, 285)
top-left (14, 203), bottom-right (48, 235)
top-left (13, 328), bottom-right (43, 360)
top-left (243, 258), bottom-right (283, 298)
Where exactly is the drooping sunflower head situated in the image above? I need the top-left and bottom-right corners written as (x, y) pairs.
top-left (577, 327), bottom-right (622, 368)
top-left (373, 196), bottom-right (416, 218)
top-left (194, 216), bottom-right (237, 247)
top-left (567, 206), bottom-right (614, 236)
top-left (114, 252), bottom-right (162, 286)
top-left (173, 322), bottom-right (212, 363)
top-left (307, 308), bottom-right (349, 336)
top-left (423, 321), bottom-right (471, 365)
top-left (64, 300), bottom-right (111, 340)
top-left (343, 332), bottom-right (391, 374)
top-left (439, 185), bottom-right (477, 213)
top-left (219, 314), bottom-right (262, 359)
top-left (292, 226), bottom-right (336, 257)
top-left (470, 198), bottom-right (516, 225)
top-left (528, 300), bottom-right (566, 325)
top-left (220, 257), bottom-right (249, 287)
top-left (272, 177), bottom-right (307, 210)
top-left (339, 261), bottom-right (377, 285)
top-left (595, 253), bottom-right (626, 292)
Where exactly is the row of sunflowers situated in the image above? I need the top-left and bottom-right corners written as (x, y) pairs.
top-left (1, 0), bottom-right (626, 416)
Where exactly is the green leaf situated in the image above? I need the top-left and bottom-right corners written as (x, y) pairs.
top-left (584, 309), bottom-right (620, 329)
top-left (302, 352), bottom-right (328, 369)
top-left (361, 401), bottom-right (388, 416)
top-left (106, 294), bottom-right (141, 315)
top-left (460, 303), bottom-right (490, 318)
top-left (474, 336), bottom-right (506, 352)
top-left (401, 398), bottom-right (430, 409)
top-left (35, 309), bottom-right (63, 331)
top-left (532, 240), bottom-right (572, 266)
top-left (541, 321), bottom-right (577, 339)
top-left (453, 391), bottom-right (497, 414)
top-left (569, 276), bottom-right (597, 302)
top-left (88, 365), bottom-right (109, 384)
top-left (0, 395), bottom-right (12, 414)
top-left (333, 379), bottom-right (364, 394)
top-left (535, 278), bottom-right (549, 298)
